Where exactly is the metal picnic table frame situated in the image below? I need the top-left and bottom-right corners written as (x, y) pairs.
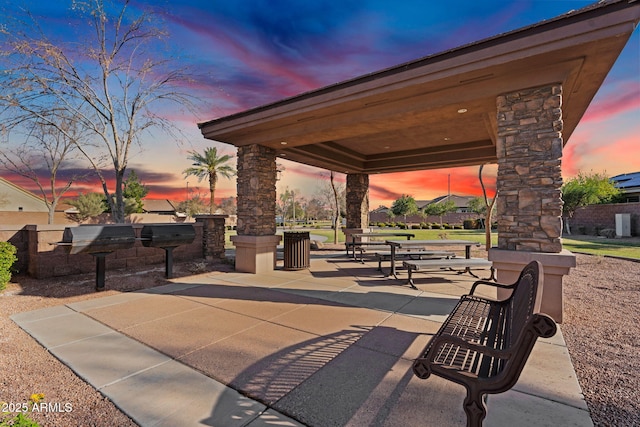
top-left (385, 239), bottom-right (481, 279)
top-left (346, 232), bottom-right (415, 259)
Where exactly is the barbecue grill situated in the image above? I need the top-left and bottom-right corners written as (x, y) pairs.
top-left (60, 225), bottom-right (136, 291)
top-left (140, 224), bottom-right (196, 278)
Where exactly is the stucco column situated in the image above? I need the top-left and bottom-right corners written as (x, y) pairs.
top-left (489, 83), bottom-right (575, 323)
top-left (231, 144), bottom-right (281, 273)
top-left (343, 173), bottom-right (371, 245)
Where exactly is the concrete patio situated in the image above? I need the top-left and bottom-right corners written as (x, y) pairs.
top-left (12, 252), bottom-right (593, 426)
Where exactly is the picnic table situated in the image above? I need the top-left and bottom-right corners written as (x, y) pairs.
top-left (384, 239), bottom-right (482, 279)
top-left (346, 232), bottom-right (415, 260)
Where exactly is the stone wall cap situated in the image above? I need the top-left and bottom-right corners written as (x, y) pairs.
top-left (195, 214), bottom-right (229, 219)
top-left (489, 248), bottom-right (576, 268)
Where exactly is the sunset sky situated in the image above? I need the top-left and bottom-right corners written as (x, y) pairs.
top-left (1, 0), bottom-right (638, 208)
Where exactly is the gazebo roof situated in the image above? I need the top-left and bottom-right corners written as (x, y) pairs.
top-left (199, 0), bottom-right (640, 174)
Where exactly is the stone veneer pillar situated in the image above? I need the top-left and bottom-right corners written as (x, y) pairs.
top-left (343, 173), bottom-right (371, 245)
top-left (195, 215), bottom-right (228, 259)
top-left (231, 144), bottom-right (281, 273)
top-left (488, 83), bottom-right (575, 323)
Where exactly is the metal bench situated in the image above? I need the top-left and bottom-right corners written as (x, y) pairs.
top-left (412, 261), bottom-right (557, 427)
top-left (375, 250), bottom-right (455, 272)
top-left (402, 258), bottom-right (493, 288)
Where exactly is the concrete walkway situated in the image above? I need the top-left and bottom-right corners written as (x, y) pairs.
top-left (12, 254), bottom-right (593, 426)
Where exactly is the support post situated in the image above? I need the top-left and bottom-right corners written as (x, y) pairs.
top-left (343, 173), bottom-right (371, 247)
top-left (233, 144), bottom-right (281, 273)
top-left (491, 83), bottom-right (575, 322)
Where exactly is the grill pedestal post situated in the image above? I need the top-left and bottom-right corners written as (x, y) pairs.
top-left (164, 247), bottom-right (175, 279)
top-left (93, 253), bottom-right (109, 291)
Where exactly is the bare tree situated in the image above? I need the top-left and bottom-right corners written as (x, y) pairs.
top-left (313, 172), bottom-right (346, 243)
top-left (0, 114), bottom-right (89, 223)
top-left (479, 164), bottom-right (498, 251)
top-left (0, 0), bottom-right (198, 223)
top-left (329, 172), bottom-right (342, 244)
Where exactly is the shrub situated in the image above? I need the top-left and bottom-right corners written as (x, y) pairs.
top-left (599, 228), bottom-right (616, 238)
top-left (411, 224), bottom-right (421, 229)
top-left (0, 242), bottom-right (18, 291)
top-left (377, 222), bottom-right (386, 228)
top-left (463, 219), bottom-right (476, 229)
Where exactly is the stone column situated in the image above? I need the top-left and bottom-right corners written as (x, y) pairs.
top-left (231, 144), bottom-right (281, 273)
top-left (488, 83), bottom-right (575, 323)
top-left (195, 215), bottom-right (228, 259)
top-left (343, 173), bottom-right (371, 245)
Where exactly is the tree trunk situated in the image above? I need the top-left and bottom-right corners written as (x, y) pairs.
top-left (330, 171), bottom-right (340, 244)
top-left (209, 172), bottom-right (216, 214)
top-left (564, 217), bottom-right (572, 235)
top-left (113, 170), bottom-right (126, 223)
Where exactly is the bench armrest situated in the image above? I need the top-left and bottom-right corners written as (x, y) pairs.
top-left (469, 279), bottom-right (515, 296)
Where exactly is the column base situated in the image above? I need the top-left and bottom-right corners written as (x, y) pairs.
top-left (488, 248), bottom-right (576, 323)
top-left (342, 227), bottom-right (373, 244)
top-left (231, 235), bottom-right (282, 274)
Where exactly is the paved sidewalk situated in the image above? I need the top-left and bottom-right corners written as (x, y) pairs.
top-left (12, 255), bottom-right (593, 426)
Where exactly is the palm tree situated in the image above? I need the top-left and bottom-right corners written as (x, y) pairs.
top-left (183, 147), bottom-right (235, 214)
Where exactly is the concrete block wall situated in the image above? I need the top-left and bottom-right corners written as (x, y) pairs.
top-left (569, 202), bottom-right (639, 236)
top-left (1, 223), bottom-right (207, 279)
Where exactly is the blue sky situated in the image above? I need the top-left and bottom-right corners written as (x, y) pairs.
top-left (1, 0), bottom-right (639, 206)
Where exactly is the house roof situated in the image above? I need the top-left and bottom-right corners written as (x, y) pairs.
top-left (420, 195), bottom-right (476, 208)
top-left (0, 176), bottom-right (48, 211)
top-left (199, 0), bottom-right (640, 175)
top-left (142, 199), bottom-right (177, 213)
top-left (612, 172), bottom-right (640, 191)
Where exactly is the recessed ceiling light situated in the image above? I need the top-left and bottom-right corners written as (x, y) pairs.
top-left (457, 108), bottom-right (468, 114)
top-left (383, 145), bottom-right (390, 149)
top-left (444, 137), bottom-right (451, 141)
top-left (280, 141), bottom-right (288, 145)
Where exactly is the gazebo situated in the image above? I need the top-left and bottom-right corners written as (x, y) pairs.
top-left (199, 0), bottom-right (640, 322)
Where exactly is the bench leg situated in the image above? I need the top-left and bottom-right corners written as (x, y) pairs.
top-left (406, 268), bottom-right (418, 290)
top-left (463, 389), bottom-right (487, 427)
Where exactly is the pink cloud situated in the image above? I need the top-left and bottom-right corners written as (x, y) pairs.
top-left (581, 82), bottom-right (640, 123)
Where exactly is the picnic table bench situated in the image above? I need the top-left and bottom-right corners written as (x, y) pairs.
top-left (375, 250), bottom-right (455, 272)
top-left (402, 257), bottom-right (494, 288)
top-left (385, 239), bottom-right (481, 280)
top-left (346, 232), bottom-right (415, 261)
top-left (412, 261), bottom-right (557, 427)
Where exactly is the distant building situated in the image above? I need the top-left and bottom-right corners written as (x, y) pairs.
top-left (0, 177), bottom-right (75, 225)
top-left (370, 194), bottom-right (479, 224)
top-left (418, 194), bottom-right (478, 213)
top-left (611, 172), bottom-right (640, 203)
top-left (142, 199), bottom-right (180, 216)
top-left (0, 177), bottom-right (48, 212)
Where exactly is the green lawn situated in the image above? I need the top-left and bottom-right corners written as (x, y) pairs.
top-left (562, 235), bottom-right (640, 259)
top-left (226, 227), bottom-right (497, 246)
top-left (226, 227), bottom-right (639, 260)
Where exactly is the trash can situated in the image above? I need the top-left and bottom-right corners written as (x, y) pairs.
top-left (283, 231), bottom-right (310, 270)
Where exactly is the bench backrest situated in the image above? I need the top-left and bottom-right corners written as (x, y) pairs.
top-left (506, 260), bottom-right (542, 349)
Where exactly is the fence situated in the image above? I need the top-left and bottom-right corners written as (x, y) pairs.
top-left (568, 202), bottom-right (639, 236)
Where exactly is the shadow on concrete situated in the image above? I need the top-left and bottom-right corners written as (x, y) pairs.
top-left (166, 282), bottom-right (457, 318)
top-left (200, 326), bottom-right (419, 426)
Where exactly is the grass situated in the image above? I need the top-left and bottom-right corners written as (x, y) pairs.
top-left (225, 227), bottom-right (497, 246)
top-left (225, 227), bottom-right (639, 260)
top-left (562, 235), bottom-right (640, 259)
